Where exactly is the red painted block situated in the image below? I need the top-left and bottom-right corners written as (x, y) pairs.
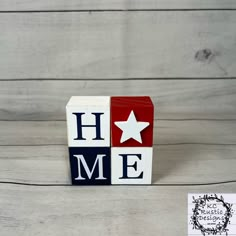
top-left (111, 96), bottom-right (154, 147)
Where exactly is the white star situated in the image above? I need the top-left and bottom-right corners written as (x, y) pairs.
top-left (114, 110), bottom-right (150, 143)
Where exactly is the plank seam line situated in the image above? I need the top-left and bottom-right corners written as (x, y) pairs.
top-left (0, 180), bottom-right (236, 187)
top-left (1, 119), bottom-right (236, 122)
top-left (0, 77), bottom-right (236, 81)
top-left (0, 9), bottom-right (236, 13)
top-left (0, 143), bottom-right (236, 147)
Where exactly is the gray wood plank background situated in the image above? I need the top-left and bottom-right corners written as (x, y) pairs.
top-left (0, 11), bottom-right (236, 79)
top-left (0, 1), bottom-right (236, 235)
top-left (1, 0), bottom-right (236, 10)
top-left (1, 145), bottom-right (236, 185)
top-left (1, 120), bottom-right (236, 145)
top-left (1, 80), bottom-right (236, 120)
top-left (1, 183), bottom-right (236, 236)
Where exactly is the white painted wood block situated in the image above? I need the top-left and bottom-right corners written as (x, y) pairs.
top-left (111, 147), bottom-right (153, 185)
top-left (66, 96), bottom-right (110, 147)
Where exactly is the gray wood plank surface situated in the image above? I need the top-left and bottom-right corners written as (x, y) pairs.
top-left (1, 120), bottom-right (236, 145)
top-left (0, 11), bottom-right (236, 79)
top-left (1, 80), bottom-right (236, 120)
top-left (0, 144), bottom-right (236, 184)
top-left (1, 0), bottom-right (236, 11)
top-left (1, 1), bottom-right (235, 235)
top-left (0, 183), bottom-right (235, 236)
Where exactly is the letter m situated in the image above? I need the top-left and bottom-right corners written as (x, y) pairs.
top-left (74, 154), bottom-right (107, 180)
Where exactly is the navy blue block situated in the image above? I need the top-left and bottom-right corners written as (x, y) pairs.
top-left (69, 147), bottom-right (111, 185)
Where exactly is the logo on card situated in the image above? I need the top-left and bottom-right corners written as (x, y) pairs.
top-left (188, 194), bottom-right (235, 236)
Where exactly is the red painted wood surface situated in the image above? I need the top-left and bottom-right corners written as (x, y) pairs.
top-left (111, 96), bottom-right (154, 147)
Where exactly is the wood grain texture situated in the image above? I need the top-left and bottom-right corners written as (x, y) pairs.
top-left (0, 11), bottom-right (236, 79)
top-left (0, 144), bottom-right (236, 184)
top-left (0, 1), bottom-right (235, 235)
top-left (0, 0), bottom-right (236, 11)
top-left (0, 183), bottom-right (236, 236)
top-left (0, 120), bottom-right (236, 145)
top-left (1, 80), bottom-right (236, 120)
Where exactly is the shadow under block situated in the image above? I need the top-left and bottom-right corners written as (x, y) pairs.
top-left (66, 96), bottom-right (110, 147)
top-left (69, 147), bottom-right (111, 185)
top-left (111, 147), bottom-right (153, 185)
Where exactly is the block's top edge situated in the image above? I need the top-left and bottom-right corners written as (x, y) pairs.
top-left (66, 96), bottom-right (110, 107)
top-left (111, 96), bottom-right (154, 107)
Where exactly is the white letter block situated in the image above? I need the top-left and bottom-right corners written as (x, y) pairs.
top-left (66, 96), bottom-right (110, 147)
top-left (111, 147), bottom-right (153, 185)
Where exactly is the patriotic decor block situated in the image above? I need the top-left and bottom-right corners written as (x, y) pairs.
top-left (66, 96), bottom-right (154, 185)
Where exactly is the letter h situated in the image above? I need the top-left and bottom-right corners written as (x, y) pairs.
top-left (73, 112), bottom-right (104, 140)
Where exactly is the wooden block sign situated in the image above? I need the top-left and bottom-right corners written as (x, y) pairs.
top-left (66, 96), bottom-right (154, 185)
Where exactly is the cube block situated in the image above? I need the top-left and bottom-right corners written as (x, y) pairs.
top-left (111, 147), bottom-right (153, 185)
top-left (69, 147), bottom-right (111, 185)
top-left (111, 96), bottom-right (154, 147)
top-left (66, 96), bottom-right (110, 147)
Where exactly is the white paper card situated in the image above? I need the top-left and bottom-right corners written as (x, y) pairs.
top-left (188, 193), bottom-right (236, 235)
